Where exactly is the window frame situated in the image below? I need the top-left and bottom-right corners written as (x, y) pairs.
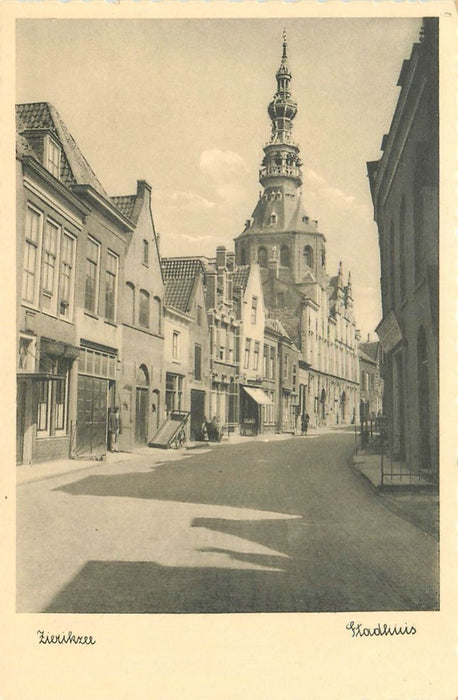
top-left (59, 230), bottom-right (76, 319)
top-left (85, 236), bottom-right (101, 315)
top-left (139, 289), bottom-right (150, 328)
top-left (22, 204), bottom-right (43, 306)
top-left (105, 250), bottom-right (119, 323)
top-left (45, 135), bottom-right (61, 179)
top-left (172, 330), bottom-right (179, 359)
top-left (251, 296), bottom-right (258, 324)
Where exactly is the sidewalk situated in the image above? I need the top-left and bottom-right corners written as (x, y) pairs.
top-left (351, 452), bottom-right (439, 540)
top-left (16, 429), bottom-right (319, 486)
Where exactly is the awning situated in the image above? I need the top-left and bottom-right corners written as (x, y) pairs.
top-left (243, 386), bottom-right (273, 405)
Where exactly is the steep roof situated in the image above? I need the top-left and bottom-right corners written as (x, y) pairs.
top-left (16, 102), bottom-right (107, 197)
top-left (164, 278), bottom-right (195, 314)
top-left (359, 342), bottom-right (380, 362)
top-left (162, 258), bottom-right (206, 280)
top-left (110, 195), bottom-right (138, 223)
top-left (232, 265), bottom-right (251, 290)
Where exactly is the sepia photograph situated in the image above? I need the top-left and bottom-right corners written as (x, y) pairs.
top-left (14, 15), bottom-right (440, 616)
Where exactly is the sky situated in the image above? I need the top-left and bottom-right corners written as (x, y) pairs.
top-left (16, 18), bottom-right (421, 338)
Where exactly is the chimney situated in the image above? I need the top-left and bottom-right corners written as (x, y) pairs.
top-left (136, 179), bottom-right (152, 200)
top-left (226, 251), bottom-right (235, 271)
top-left (206, 270), bottom-right (217, 309)
top-left (216, 245), bottom-right (227, 269)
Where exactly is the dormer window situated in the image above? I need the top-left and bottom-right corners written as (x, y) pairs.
top-left (46, 136), bottom-right (61, 179)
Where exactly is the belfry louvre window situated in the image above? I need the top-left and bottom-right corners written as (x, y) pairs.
top-left (85, 237), bottom-right (100, 314)
top-left (105, 251), bottom-right (118, 322)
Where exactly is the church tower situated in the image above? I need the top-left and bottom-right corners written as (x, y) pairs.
top-left (234, 32), bottom-right (327, 287)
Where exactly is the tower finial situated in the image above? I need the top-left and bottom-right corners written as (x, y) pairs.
top-left (282, 28), bottom-right (287, 57)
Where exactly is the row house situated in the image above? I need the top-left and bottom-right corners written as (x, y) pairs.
top-left (367, 18), bottom-right (438, 481)
top-left (161, 258), bottom-right (210, 441)
top-left (16, 102), bottom-right (165, 465)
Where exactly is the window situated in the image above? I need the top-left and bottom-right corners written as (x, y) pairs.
top-left (153, 296), bottom-right (162, 334)
top-left (263, 345), bottom-right (268, 378)
top-left (172, 331), bottom-right (179, 359)
top-left (165, 373), bottom-right (183, 414)
top-left (143, 240), bottom-right (149, 265)
top-left (59, 232), bottom-right (75, 318)
top-left (244, 339), bottom-right (251, 369)
top-left (283, 353), bottom-right (289, 379)
top-left (105, 251), bottom-right (118, 322)
top-left (126, 282), bottom-right (135, 324)
top-left (41, 219), bottom-right (59, 311)
top-left (139, 290), bottom-right (150, 328)
top-left (219, 344), bottom-right (225, 361)
top-left (270, 213), bottom-right (277, 225)
top-left (36, 357), bottom-right (69, 436)
top-left (194, 344), bottom-right (202, 380)
top-left (46, 137), bottom-right (61, 178)
top-left (270, 347), bottom-right (276, 379)
top-left (79, 347), bottom-right (116, 379)
top-left (253, 342), bottom-right (260, 371)
top-left (240, 247), bottom-right (246, 265)
top-left (277, 292), bottom-right (284, 307)
top-left (251, 296), bottom-right (258, 324)
top-left (280, 245), bottom-right (290, 267)
top-left (85, 237), bottom-right (100, 314)
top-left (18, 335), bottom-right (36, 372)
top-left (196, 305), bottom-right (202, 326)
top-left (303, 245), bottom-right (314, 268)
top-left (292, 364), bottom-right (297, 390)
top-left (22, 206), bottom-right (42, 304)
top-left (258, 247), bottom-right (268, 268)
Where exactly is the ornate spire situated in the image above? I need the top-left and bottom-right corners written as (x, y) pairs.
top-left (259, 33), bottom-right (302, 190)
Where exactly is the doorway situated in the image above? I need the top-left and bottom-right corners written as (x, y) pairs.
top-left (190, 389), bottom-right (205, 440)
top-left (135, 365), bottom-right (150, 444)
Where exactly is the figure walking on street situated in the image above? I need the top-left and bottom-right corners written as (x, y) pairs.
top-left (301, 412), bottom-right (310, 436)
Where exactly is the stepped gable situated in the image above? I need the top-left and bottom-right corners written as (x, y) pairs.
top-left (16, 102), bottom-right (108, 197)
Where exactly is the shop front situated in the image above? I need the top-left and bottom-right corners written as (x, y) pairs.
top-left (240, 385), bottom-right (273, 436)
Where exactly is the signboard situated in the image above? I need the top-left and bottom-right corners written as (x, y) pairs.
top-left (376, 311), bottom-right (403, 353)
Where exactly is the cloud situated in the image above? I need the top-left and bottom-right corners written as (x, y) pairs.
top-left (199, 149), bottom-right (249, 204)
top-left (303, 168), bottom-right (326, 187)
top-left (153, 189), bottom-right (215, 211)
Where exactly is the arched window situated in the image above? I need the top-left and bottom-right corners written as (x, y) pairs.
top-left (153, 296), bottom-right (162, 335)
top-left (280, 245), bottom-right (290, 267)
top-left (258, 247), bottom-right (268, 268)
top-left (139, 289), bottom-right (150, 328)
top-left (126, 282), bottom-right (135, 325)
top-left (303, 245), bottom-right (314, 268)
top-left (399, 195), bottom-right (407, 300)
top-left (136, 364), bottom-right (149, 387)
top-left (270, 213), bottom-right (277, 224)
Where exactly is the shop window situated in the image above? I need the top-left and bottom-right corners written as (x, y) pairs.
top-left (36, 357), bottom-right (69, 436)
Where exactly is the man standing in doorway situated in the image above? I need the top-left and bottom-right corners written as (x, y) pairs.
top-left (109, 406), bottom-right (121, 452)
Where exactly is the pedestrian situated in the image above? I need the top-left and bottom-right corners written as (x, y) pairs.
top-left (108, 405), bottom-right (121, 452)
top-left (200, 417), bottom-right (209, 442)
top-left (301, 413), bottom-right (310, 435)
